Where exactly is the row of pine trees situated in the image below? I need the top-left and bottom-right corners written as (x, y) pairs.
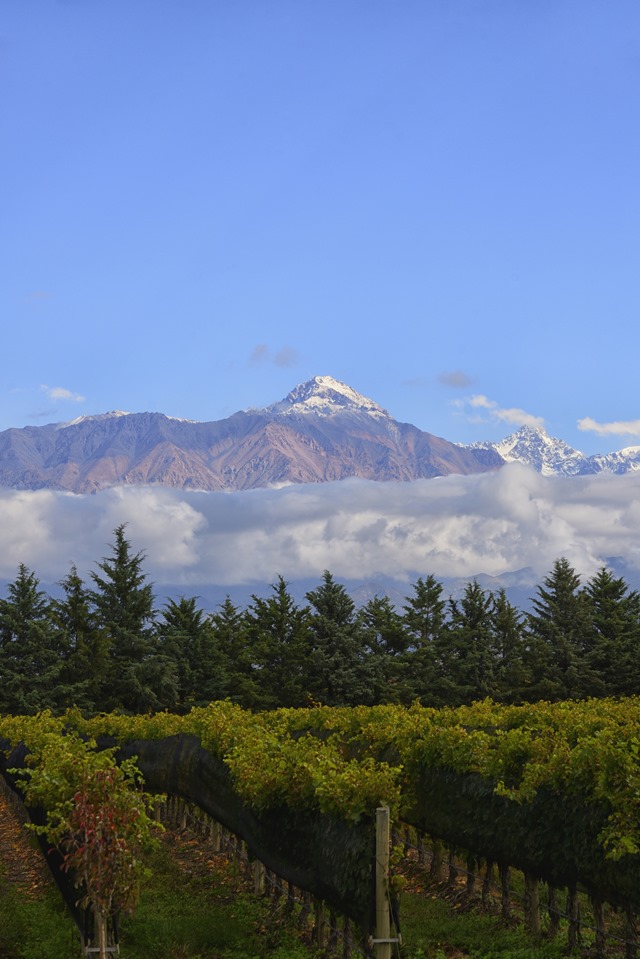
top-left (1, 524), bottom-right (639, 716)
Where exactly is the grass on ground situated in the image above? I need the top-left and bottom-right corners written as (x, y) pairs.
top-left (0, 827), bottom-right (584, 959)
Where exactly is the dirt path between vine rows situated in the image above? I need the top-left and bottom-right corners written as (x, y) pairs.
top-left (0, 783), bottom-right (53, 897)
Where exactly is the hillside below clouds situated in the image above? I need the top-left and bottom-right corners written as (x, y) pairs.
top-left (0, 376), bottom-right (501, 493)
top-left (1, 375), bottom-right (638, 493)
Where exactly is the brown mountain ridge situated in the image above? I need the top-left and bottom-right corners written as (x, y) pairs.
top-left (0, 376), bottom-right (503, 493)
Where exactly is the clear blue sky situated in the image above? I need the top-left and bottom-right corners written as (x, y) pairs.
top-left (3, 1), bottom-right (640, 454)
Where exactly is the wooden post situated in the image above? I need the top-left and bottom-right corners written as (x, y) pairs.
top-left (298, 890), bottom-right (312, 930)
top-left (211, 820), bottom-right (221, 853)
top-left (431, 837), bottom-right (446, 882)
top-left (447, 846), bottom-right (457, 886)
top-left (465, 854), bottom-right (476, 899)
top-left (328, 909), bottom-right (339, 950)
top-left (499, 864), bottom-right (511, 920)
top-left (313, 899), bottom-right (327, 948)
top-left (523, 875), bottom-right (541, 938)
top-left (375, 805), bottom-right (392, 959)
top-left (482, 860), bottom-right (494, 909)
top-left (547, 886), bottom-right (560, 939)
top-left (417, 830), bottom-right (426, 866)
top-left (253, 860), bottom-right (266, 895)
top-left (567, 886), bottom-right (581, 951)
top-left (285, 881), bottom-right (296, 915)
top-left (343, 916), bottom-right (353, 959)
top-left (403, 825), bottom-right (411, 858)
top-left (626, 908), bottom-right (638, 959)
top-left (592, 897), bottom-right (606, 958)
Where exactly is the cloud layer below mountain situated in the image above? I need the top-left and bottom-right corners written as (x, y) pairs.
top-left (1, 464), bottom-right (640, 592)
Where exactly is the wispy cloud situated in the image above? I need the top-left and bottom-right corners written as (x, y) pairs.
top-left (40, 385), bottom-right (85, 403)
top-left (577, 417), bottom-right (640, 438)
top-left (0, 467), bottom-right (639, 591)
top-left (439, 370), bottom-right (473, 389)
top-left (249, 345), bottom-right (300, 368)
top-left (24, 291), bottom-right (51, 303)
top-left (274, 347), bottom-right (300, 368)
top-left (456, 394), bottom-right (545, 430)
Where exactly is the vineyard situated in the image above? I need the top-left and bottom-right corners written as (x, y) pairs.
top-left (2, 697), bottom-right (640, 956)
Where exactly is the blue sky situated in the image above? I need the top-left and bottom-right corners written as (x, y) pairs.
top-left (3, 1), bottom-right (640, 455)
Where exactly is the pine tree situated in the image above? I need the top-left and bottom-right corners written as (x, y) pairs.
top-left (525, 558), bottom-right (597, 701)
top-left (51, 565), bottom-right (110, 712)
top-left (582, 567), bottom-right (640, 696)
top-left (445, 581), bottom-right (497, 705)
top-left (89, 525), bottom-right (176, 712)
top-left (157, 596), bottom-right (227, 710)
top-left (305, 571), bottom-right (373, 706)
top-left (209, 596), bottom-right (256, 707)
top-left (243, 577), bottom-right (312, 709)
top-left (401, 575), bottom-right (448, 704)
top-left (0, 564), bottom-right (65, 713)
top-left (357, 595), bottom-right (410, 704)
top-left (490, 588), bottom-right (529, 703)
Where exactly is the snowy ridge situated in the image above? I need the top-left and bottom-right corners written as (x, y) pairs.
top-left (258, 375), bottom-right (391, 420)
top-left (56, 411), bottom-right (132, 430)
top-left (56, 411), bottom-right (199, 430)
top-left (470, 426), bottom-right (640, 476)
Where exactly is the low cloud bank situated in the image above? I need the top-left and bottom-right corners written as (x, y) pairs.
top-left (1, 464), bottom-right (640, 588)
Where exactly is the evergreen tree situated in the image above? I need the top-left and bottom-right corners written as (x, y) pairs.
top-left (305, 571), bottom-right (373, 706)
top-left (582, 567), bottom-right (640, 696)
top-left (400, 575), bottom-right (448, 704)
top-left (157, 596), bottom-right (227, 711)
top-left (0, 564), bottom-right (66, 713)
top-left (209, 596), bottom-right (256, 707)
top-left (51, 565), bottom-right (110, 712)
top-left (357, 595), bottom-right (409, 704)
top-left (243, 577), bottom-right (312, 709)
top-left (444, 581), bottom-right (497, 705)
top-left (525, 558), bottom-right (597, 701)
top-left (490, 588), bottom-right (529, 703)
top-left (90, 525), bottom-right (176, 712)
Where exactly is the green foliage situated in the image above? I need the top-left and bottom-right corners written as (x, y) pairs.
top-left (51, 565), bottom-right (109, 712)
top-left (4, 535), bottom-right (640, 716)
top-left (305, 571), bottom-right (374, 706)
top-left (0, 565), bottom-right (66, 714)
top-left (158, 596), bottom-right (227, 710)
top-left (526, 557), bottom-right (598, 700)
top-left (2, 717), bottom-right (160, 950)
top-left (90, 524), bottom-right (177, 713)
top-left (242, 577), bottom-right (312, 709)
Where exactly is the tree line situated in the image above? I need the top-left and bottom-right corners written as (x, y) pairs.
top-left (1, 524), bottom-right (639, 715)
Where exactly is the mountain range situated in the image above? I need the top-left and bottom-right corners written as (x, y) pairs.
top-left (0, 375), bottom-right (638, 493)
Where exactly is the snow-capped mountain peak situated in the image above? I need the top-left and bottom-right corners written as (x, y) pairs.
top-left (260, 375), bottom-right (391, 419)
top-left (474, 425), bottom-right (594, 476)
top-left (56, 411), bottom-right (132, 430)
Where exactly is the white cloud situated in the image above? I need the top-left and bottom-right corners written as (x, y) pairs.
top-left (578, 416), bottom-right (640, 438)
top-left (462, 395), bottom-right (545, 430)
top-left (40, 384), bottom-right (85, 403)
top-left (1, 466), bottom-right (639, 592)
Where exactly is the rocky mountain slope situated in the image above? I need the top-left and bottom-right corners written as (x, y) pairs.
top-left (0, 376), bottom-right (502, 493)
top-left (3, 376), bottom-right (638, 493)
top-left (472, 425), bottom-right (640, 476)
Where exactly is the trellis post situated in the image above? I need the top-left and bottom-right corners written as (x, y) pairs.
top-left (374, 805), bottom-right (392, 959)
